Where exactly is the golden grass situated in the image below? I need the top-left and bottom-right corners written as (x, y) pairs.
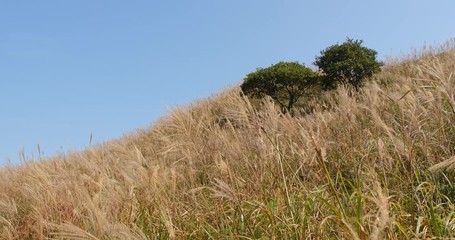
top-left (0, 40), bottom-right (454, 239)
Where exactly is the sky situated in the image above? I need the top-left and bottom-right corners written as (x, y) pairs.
top-left (1, 1), bottom-right (455, 165)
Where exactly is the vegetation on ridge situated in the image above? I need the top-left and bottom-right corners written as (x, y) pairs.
top-left (240, 61), bottom-right (319, 112)
top-left (0, 41), bottom-right (454, 239)
top-left (241, 38), bottom-right (383, 114)
top-left (315, 38), bottom-right (383, 90)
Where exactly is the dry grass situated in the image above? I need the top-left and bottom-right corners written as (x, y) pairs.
top-left (1, 41), bottom-right (454, 239)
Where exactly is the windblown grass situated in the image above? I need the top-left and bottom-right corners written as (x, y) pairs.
top-left (0, 41), bottom-right (454, 239)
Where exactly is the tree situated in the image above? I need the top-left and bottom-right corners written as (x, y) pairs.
top-left (314, 38), bottom-right (382, 90)
top-left (241, 61), bottom-right (319, 112)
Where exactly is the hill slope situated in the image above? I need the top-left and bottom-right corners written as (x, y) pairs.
top-left (1, 43), bottom-right (454, 239)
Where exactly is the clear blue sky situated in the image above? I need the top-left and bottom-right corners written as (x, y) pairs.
top-left (1, 1), bottom-right (454, 165)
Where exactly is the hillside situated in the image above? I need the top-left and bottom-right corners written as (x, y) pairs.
top-left (0, 43), bottom-right (454, 239)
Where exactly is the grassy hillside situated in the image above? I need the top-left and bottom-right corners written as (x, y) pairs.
top-left (1, 43), bottom-right (454, 239)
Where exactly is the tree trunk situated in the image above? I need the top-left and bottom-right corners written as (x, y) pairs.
top-left (287, 94), bottom-right (295, 112)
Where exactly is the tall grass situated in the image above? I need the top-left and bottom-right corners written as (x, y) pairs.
top-left (0, 41), bottom-right (454, 239)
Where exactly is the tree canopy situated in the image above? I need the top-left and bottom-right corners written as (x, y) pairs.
top-left (241, 62), bottom-right (318, 112)
top-left (314, 38), bottom-right (382, 90)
